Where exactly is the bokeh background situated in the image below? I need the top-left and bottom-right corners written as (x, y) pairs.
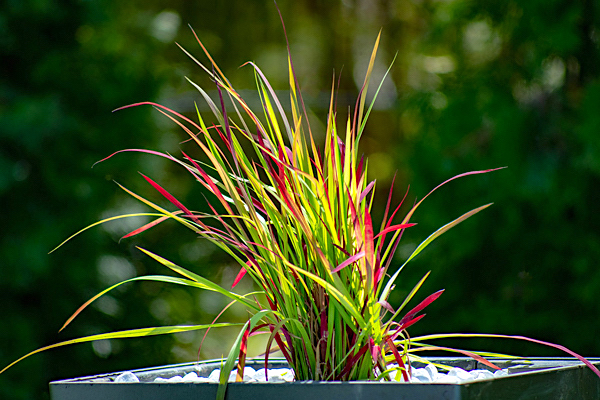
top-left (2, 0), bottom-right (599, 398)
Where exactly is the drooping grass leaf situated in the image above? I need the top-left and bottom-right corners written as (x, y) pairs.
top-left (381, 203), bottom-right (494, 302)
top-left (1, 324), bottom-right (236, 375)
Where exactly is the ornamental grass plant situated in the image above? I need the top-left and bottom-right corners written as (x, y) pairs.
top-left (3, 20), bottom-right (599, 400)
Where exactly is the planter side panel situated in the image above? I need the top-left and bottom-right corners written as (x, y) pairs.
top-left (50, 382), bottom-right (461, 400)
top-left (50, 383), bottom-right (219, 400)
top-left (49, 358), bottom-right (600, 400)
top-left (227, 382), bottom-right (461, 400)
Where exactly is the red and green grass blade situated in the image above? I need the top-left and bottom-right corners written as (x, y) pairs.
top-left (217, 310), bottom-right (274, 400)
top-left (412, 333), bottom-right (600, 378)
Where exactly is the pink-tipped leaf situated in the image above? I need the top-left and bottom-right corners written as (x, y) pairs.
top-left (331, 252), bottom-right (366, 274)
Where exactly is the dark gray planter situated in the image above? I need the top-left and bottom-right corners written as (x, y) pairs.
top-left (50, 357), bottom-right (600, 400)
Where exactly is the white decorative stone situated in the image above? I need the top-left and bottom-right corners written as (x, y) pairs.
top-left (240, 366), bottom-right (257, 382)
top-left (251, 367), bottom-right (294, 382)
top-left (182, 372), bottom-right (200, 382)
top-left (380, 363), bottom-right (407, 381)
top-left (204, 367), bottom-right (260, 383)
top-left (114, 371), bottom-right (139, 383)
top-left (469, 369), bottom-right (494, 381)
top-left (150, 364), bottom-right (509, 384)
top-left (208, 369), bottom-right (222, 382)
top-left (425, 363), bottom-right (439, 381)
top-left (447, 367), bottom-right (473, 381)
top-left (411, 367), bottom-right (433, 383)
top-left (435, 373), bottom-right (462, 384)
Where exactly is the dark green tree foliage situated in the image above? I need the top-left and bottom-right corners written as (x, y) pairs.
top-left (385, 0), bottom-right (600, 358)
top-left (2, 0), bottom-right (600, 398)
top-left (0, 1), bottom-right (170, 399)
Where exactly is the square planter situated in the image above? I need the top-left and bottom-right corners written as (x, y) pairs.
top-left (50, 357), bottom-right (600, 400)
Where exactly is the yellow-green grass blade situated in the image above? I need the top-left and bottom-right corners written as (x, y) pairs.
top-left (410, 344), bottom-right (502, 370)
top-left (1, 323), bottom-right (236, 375)
top-left (257, 81), bottom-right (286, 161)
top-left (185, 26), bottom-right (231, 88)
top-left (381, 203), bottom-right (493, 302)
top-left (411, 333), bottom-right (600, 378)
top-left (400, 169), bottom-right (505, 227)
top-left (60, 275), bottom-right (261, 333)
top-left (116, 182), bottom-right (200, 232)
top-left (247, 61), bottom-right (293, 143)
top-left (217, 310), bottom-right (273, 400)
top-left (137, 248), bottom-right (260, 310)
top-left (408, 204), bottom-right (493, 265)
top-left (49, 213), bottom-right (166, 254)
top-left (186, 78), bottom-right (225, 127)
top-left (356, 30), bottom-right (381, 135)
top-left (382, 271), bottom-right (430, 322)
top-left (288, 263), bottom-right (366, 329)
top-left (408, 343), bottom-right (521, 360)
top-left (356, 54), bottom-right (397, 142)
top-left (152, 98), bottom-right (248, 219)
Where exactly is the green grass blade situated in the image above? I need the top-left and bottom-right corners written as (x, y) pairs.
top-left (137, 248), bottom-right (260, 311)
top-left (59, 275), bottom-right (263, 333)
top-left (48, 213), bottom-right (166, 254)
top-left (217, 310), bottom-right (273, 400)
top-left (1, 323), bottom-right (236, 375)
top-left (381, 203), bottom-right (493, 302)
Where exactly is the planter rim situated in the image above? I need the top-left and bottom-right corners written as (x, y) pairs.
top-left (50, 356), bottom-right (600, 384)
top-left (49, 357), bottom-right (600, 400)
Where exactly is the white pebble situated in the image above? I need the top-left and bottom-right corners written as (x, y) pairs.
top-left (114, 371), bottom-right (139, 383)
top-left (425, 364), bottom-right (439, 381)
top-left (228, 371), bottom-right (237, 383)
top-left (240, 366), bottom-right (257, 382)
top-left (381, 364), bottom-right (411, 382)
top-left (252, 368), bottom-right (294, 382)
top-left (149, 364), bottom-right (510, 384)
top-left (205, 367), bottom-right (259, 383)
top-left (182, 372), bottom-right (200, 382)
top-left (435, 374), bottom-right (462, 384)
top-left (208, 369), bottom-right (221, 382)
top-left (469, 369), bottom-right (494, 381)
top-left (411, 368), bottom-right (432, 383)
top-left (447, 367), bottom-right (472, 381)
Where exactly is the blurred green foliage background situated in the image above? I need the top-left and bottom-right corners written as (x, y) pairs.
top-left (2, 0), bottom-right (599, 398)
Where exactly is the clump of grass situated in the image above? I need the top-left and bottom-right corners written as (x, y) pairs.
top-left (3, 21), bottom-right (599, 400)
